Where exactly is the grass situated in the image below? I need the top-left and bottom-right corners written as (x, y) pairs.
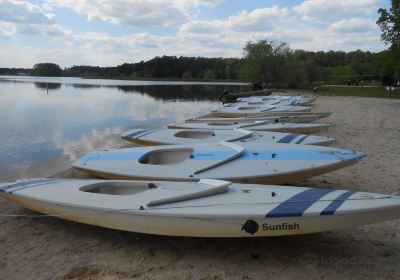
top-left (317, 85), bottom-right (399, 99)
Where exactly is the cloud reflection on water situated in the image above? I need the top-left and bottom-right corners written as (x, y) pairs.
top-left (0, 77), bottom-right (243, 180)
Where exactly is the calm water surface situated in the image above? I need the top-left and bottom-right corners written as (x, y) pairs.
top-left (0, 76), bottom-right (248, 180)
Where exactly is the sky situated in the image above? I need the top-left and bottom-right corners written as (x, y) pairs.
top-left (0, 0), bottom-right (391, 68)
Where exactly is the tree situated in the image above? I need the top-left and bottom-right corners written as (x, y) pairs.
top-left (373, 48), bottom-right (400, 84)
top-left (198, 69), bottom-right (216, 80)
top-left (31, 63), bottom-right (62, 76)
top-left (241, 40), bottom-right (291, 86)
top-left (377, 0), bottom-right (400, 48)
top-left (181, 71), bottom-right (192, 79)
top-left (375, 1), bottom-right (400, 84)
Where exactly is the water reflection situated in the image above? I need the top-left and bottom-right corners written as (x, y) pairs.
top-left (70, 84), bottom-right (101, 89)
top-left (34, 82), bottom-right (62, 90)
top-left (0, 76), bottom-right (245, 180)
top-left (0, 75), bottom-right (249, 101)
top-left (115, 84), bottom-right (244, 101)
top-left (56, 118), bottom-right (174, 162)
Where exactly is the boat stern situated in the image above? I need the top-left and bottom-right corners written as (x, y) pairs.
top-left (302, 135), bottom-right (336, 146)
top-left (0, 178), bottom-right (51, 196)
top-left (73, 151), bottom-right (100, 170)
top-left (340, 149), bottom-right (365, 162)
top-left (120, 128), bottom-right (159, 141)
top-left (0, 181), bottom-right (15, 193)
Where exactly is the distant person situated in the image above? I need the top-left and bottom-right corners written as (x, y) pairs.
top-left (252, 80), bottom-right (263, 91)
top-left (218, 89), bottom-right (230, 104)
top-left (386, 86), bottom-right (393, 98)
top-left (347, 80), bottom-right (351, 86)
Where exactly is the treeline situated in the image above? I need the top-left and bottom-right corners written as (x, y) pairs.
top-left (295, 48), bottom-right (398, 85)
top-left (2, 47), bottom-right (398, 88)
top-left (0, 68), bottom-right (30, 75)
top-left (63, 57), bottom-right (243, 80)
top-left (240, 40), bottom-right (400, 88)
top-left (53, 50), bottom-right (383, 84)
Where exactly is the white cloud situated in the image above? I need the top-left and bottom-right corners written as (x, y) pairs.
top-left (0, 45), bottom-right (136, 67)
top-left (287, 26), bottom-right (384, 52)
top-left (294, 0), bottom-right (380, 23)
top-left (0, 20), bottom-right (71, 38)
top-left (0, 21), bottom-right (17, 37)
top-left (0, 0), bottom-right (54, 23)
top-left (227, 6), bottom-right (290, 31)
top-left (328, 18), bottom-right (378, 33)
top-left (45, 0), bottom-right (223, 27)
top-left (16, 23), bottom-right (71, 36)
top-left (179, 20), bottom-right (222, 34)
top-left (179, 6), bottom-right (289, 34)
top-left (70, 31), bottom-right (233, 60)
top-left (73, 32), bottom-right (168, 51)
top-left (0, 0), bottom-right (70, 37)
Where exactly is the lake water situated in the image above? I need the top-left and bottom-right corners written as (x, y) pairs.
top-left (0, 76), bottom-right (248, 180)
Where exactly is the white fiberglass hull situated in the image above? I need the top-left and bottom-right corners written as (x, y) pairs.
top-left (73, 141), bottom-right (364, 184)
top-left (1, 179), bottom-right (399, 237)
top-left (167, 122), bottom-right (331, 134)
top-left (185, 114), bottom-right (321, 123)
top-left (120, 128), bottom-right (335, 146)
top-left (212, 105), bottom-right (312, 117)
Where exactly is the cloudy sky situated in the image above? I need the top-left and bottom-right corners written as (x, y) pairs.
top-left (0, 0), bottom-right (390, 68)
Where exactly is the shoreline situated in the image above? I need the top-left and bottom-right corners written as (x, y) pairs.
top-left (0, 75), bottom-right (250, 86)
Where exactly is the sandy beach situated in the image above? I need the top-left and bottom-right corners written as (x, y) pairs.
top-left (1, 94), bottom-right (400, 280)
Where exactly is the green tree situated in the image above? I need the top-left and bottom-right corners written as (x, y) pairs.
top-left (240, 40), bottom-right (273, 83)
top-left (181, 71), bottom-right (192, 79)
top-left (198, 69), bottom-right (216, 80)
top-left (282, 57), bottom-right (305, 88)
top-left (302, 61), bottom-right (320, 85)
top-left (326, 65), bottom-right (357, 84)
top-left (31, 63), bottom-right (62, 76)
top-left (241, 40), bottom-right (291, 86)
top-left (377, 0), bottom-right (400, 48)
top-left (375, 1), bottom-right (400, 84)
top-left (373, 48), bottom-right (400, 84)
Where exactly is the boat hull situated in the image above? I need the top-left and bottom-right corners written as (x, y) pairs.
top-left (74, 159), bottom-right (356, 184)
top-left (202, 111), bottom-right (332, 119)
top-left (120, 128), bottom-right (335, 146)
top-left (185, 115), bottom-right (321, 123)
top-left (167, 123), bottom-right (330, 134)
top-left (2, 192), bottom-right (399, 237)
top-left (73, 141), bottom-right (364, 185)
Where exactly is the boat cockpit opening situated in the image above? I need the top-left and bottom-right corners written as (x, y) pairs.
top-left (80, 181), bottom-right (152, 195)
top-left (174, 130), bottom-right (215, 139)
top-left (138, 149), bottom-right (193, 165)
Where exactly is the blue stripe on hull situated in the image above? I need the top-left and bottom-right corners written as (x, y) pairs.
top-left (265, 188), bottom-right (336, 217)
top-left (135, 129), bottom-right (160, 139)
top-left (320, 191), bottom-right (355, 215)
top-left (126, 129), bottom-right (153, 139)
top-left (295, 135), bottom-right (308, 144)
top-left (0, 179), bottom-right (50, 192)
top-left (1, 179), bottom-right (70, 194)
top-left (277, 134), bottom-right (299, 144)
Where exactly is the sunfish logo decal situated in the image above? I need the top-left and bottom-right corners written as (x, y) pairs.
top-left (241, 220), bottom-right (259, 235)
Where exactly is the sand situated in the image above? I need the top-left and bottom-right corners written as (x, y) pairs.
top-left (1, 94), bottom-right (400, 280)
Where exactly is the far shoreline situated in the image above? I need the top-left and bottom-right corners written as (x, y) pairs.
top-left (0, 75), bottom-right (250, 86)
